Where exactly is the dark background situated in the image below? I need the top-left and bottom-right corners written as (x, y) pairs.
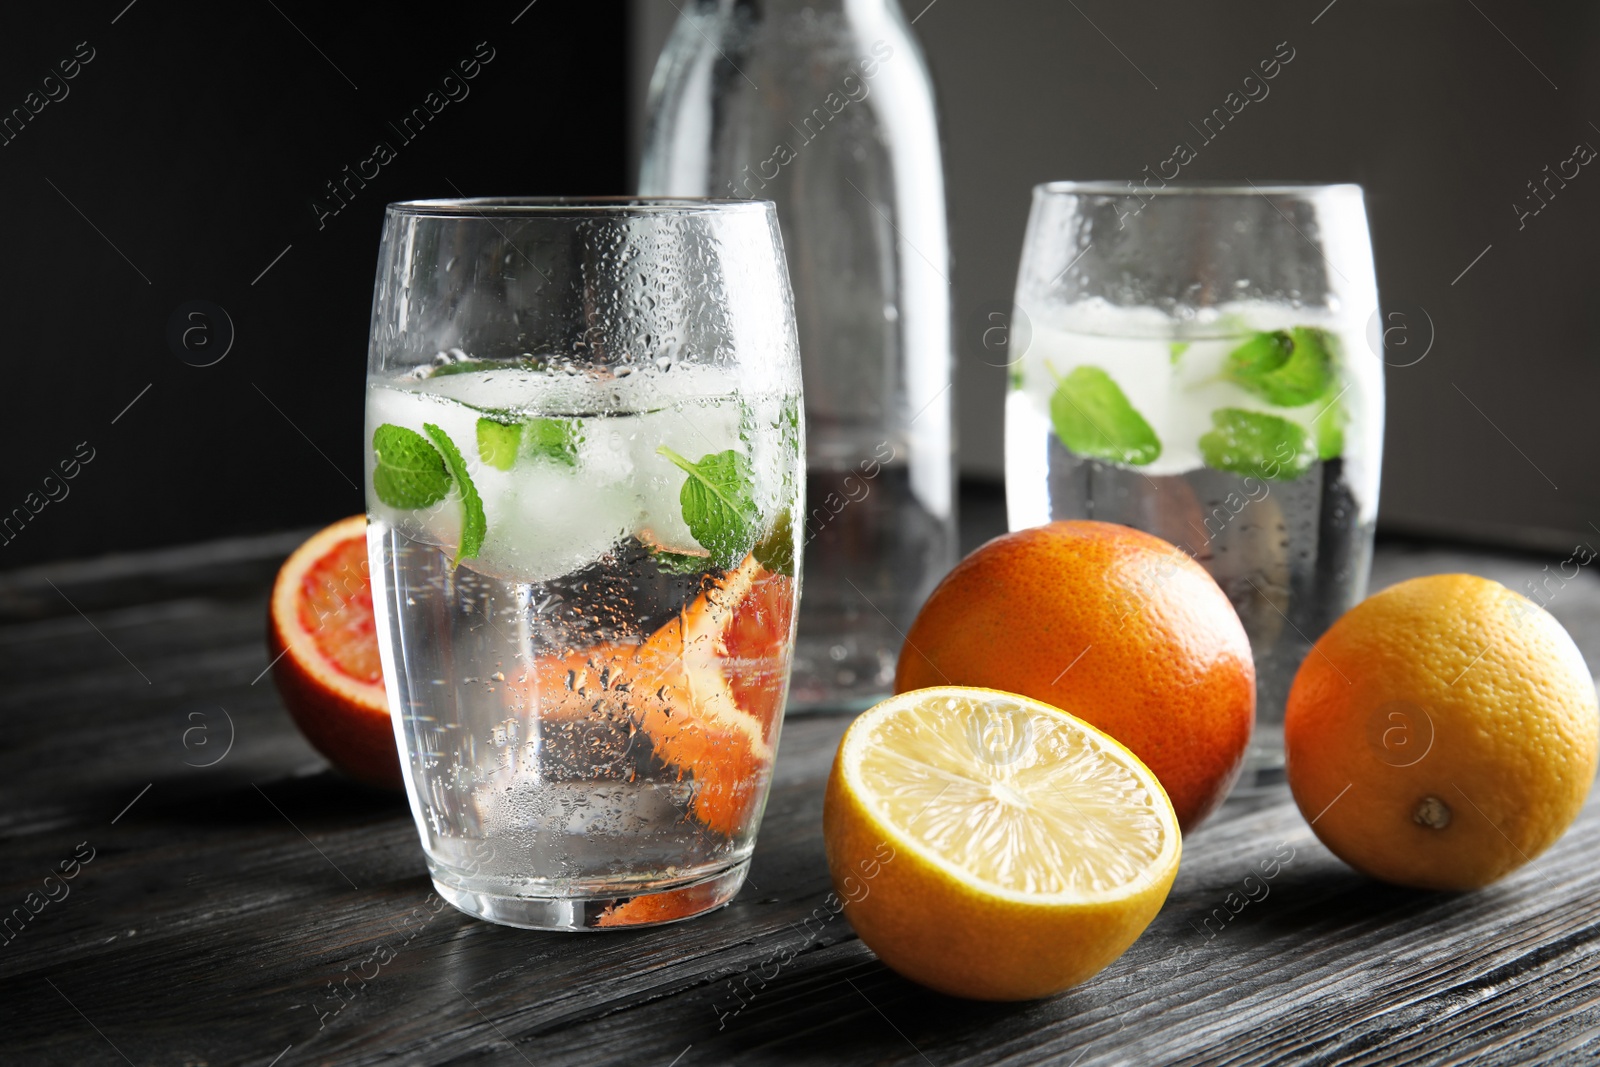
top-left (0, 1), bottom-right (628, 567)
top-left (2, 1), bottom-right (1596, 570)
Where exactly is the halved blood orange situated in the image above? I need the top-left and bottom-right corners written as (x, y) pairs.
top-left (268, 515), bottom-right (401, 789)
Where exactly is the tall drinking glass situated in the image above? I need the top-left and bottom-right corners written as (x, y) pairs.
top-left (365, 198), bottom-right (804, 930)
top-left (1005, 182), bottom-right (1383, 788)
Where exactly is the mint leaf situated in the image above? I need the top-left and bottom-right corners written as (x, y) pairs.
top-left (427, 359), bottom-right (500, 378)
top-left (1312, 397), bottom-right (1345, 460)
top-left (1224, 328), bottom-right (1335, 407)
top-left (1049, 365), bottom-right (1161, 466)
top-left (753, 508), bottom-right (795, 577)
top-left (427, 355), bottom-right (549, 378)
top-left (1199, 408), bottom-right (1316, 480)
top-left (524, 417), bottom-right (579, 467)
top-left (476, 418), bottom-right (521, 470)
top-left (657, 446), bottom-right (758, 569)
top-left (1169, 341), bottom-right (1190, 364)
top-left (1225, 330), bottom-right (1291, 379)
top-left (423, 423), bottom-right (486, 564)
top-left (372, 424), bottom-right (450, 509)
top-left (476, 416), bottom-right (580, 470)
top-left (374, 421), bottom-right (488, 562)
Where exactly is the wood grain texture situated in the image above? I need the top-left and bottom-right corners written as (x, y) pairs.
top-left (2, 520), bottom-right (1599, 1066)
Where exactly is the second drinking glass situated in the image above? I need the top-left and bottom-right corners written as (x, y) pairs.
top-left (1005, 182), bottom-right (1384, 787)
top-left (365, 198), bottom-right (804, 930)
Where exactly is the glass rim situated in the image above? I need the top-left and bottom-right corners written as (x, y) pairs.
top-left (384, 196), bottom-right (774, 218)
top-left (1033, 180), bottom-right (1364, 198)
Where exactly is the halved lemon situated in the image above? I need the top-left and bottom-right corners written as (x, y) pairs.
top-left (823, 687), bottom-right (1181, 1000)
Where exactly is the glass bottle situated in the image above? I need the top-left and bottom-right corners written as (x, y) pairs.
top-left (640, 0), bottom-right (957, 710)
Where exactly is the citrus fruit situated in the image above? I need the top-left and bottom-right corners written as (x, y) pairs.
top-left (594, 873), bottom-right (747, 929)
top-left (824, 687), bottom-right (1180, 1000)
top-left (268, 515), bottom-right (400, 789)
top-left (719, 568), bottom-right (797, 740)
top-left (1285, 573), bottom-right (1599, 890)
top-left (518, 553), bottom-right (794, 839)
top-left (894, 520), bottom-right (1255, 831)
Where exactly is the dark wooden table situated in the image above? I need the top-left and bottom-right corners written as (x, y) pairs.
top-left (5, 496), bottom-right (1600, 1066)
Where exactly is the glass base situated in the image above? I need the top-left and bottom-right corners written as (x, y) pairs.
top-left (431, 859), bottom-right (750, 932)
top-left (1230, 722), bottom-right (1287, 795)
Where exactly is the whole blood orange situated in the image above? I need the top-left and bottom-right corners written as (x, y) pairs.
top-left (894, 520), bottom-right (1255, 831)
top-left (268, 515), bottom-right (401, 789)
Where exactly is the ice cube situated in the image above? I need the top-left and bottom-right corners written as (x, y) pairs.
top-left (466, 399), bottom-right (635, 583)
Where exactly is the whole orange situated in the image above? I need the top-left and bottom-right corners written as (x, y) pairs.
top-left (1285, 573), bottom-right (1598, 890)
top-left (895, 520), bottom-right (1255, 830)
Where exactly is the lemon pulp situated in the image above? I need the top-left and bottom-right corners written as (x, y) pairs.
top-left (852, 690), bottom-right (1175, 899)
